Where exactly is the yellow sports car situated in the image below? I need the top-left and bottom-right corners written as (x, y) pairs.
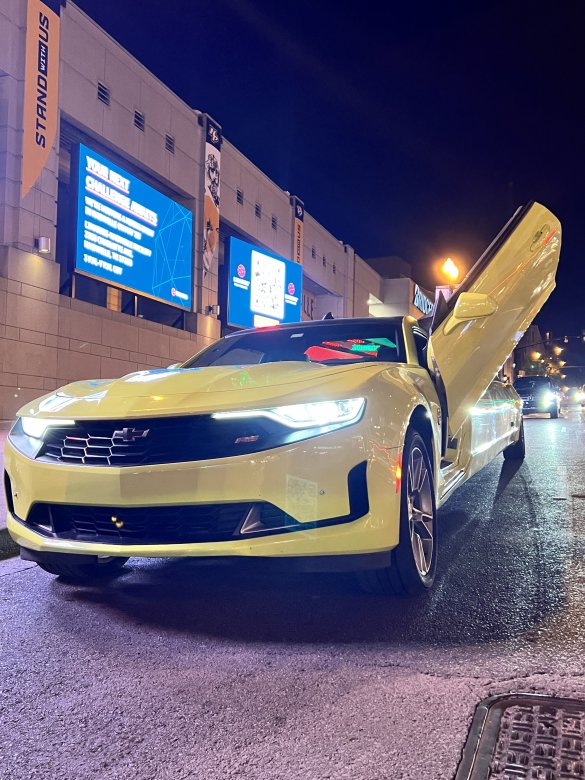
top-left (4, 202), bottom-right (561, 594)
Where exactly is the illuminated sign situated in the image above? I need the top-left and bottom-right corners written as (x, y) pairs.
top-left (413, 284), bottom-right (434, 315)
top-left (74, 143), bottom-right (193, 309)
top-left (228, 237), bottom-right (302, 328)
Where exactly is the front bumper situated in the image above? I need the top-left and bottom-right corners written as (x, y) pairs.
top-left (520, 399), bottom-right (557, 414)
top-left (4, 425), bottom-right (401, 559)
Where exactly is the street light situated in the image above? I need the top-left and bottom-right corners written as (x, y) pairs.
top-left (440, 257), bottom-right (460, 282)
top-left (532, 351), bottom-right (541, 360)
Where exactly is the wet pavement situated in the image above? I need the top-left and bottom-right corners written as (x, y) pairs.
top-left (1, 405), bottom-right (584, 779)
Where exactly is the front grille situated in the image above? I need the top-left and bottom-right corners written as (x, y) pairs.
top-left (26, 502), bottom-right (298, 544)
top-left (38, 415), bottom-right (291, 467)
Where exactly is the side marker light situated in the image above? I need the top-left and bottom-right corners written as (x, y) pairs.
top-left (395, 451), bottom-right (403, 494)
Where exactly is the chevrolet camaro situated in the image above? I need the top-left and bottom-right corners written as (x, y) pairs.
top-left (3, 202), bottom-right (561, 595)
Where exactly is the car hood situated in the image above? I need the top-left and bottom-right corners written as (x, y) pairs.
top-left (20, 362), bottom-right (383, 420)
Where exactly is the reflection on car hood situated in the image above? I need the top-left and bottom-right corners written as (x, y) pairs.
top-left (21, 362), bottom-right (384, 420)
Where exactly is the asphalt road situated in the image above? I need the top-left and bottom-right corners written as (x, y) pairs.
top-left (1, 406), bottom-right (585, 780)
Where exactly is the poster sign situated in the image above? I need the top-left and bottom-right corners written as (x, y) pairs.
top-left (291, 196), bottom-right (304, 264)
top-left (21, 0), bottom-right (61, 199)
top-left (202, 116), bottom-right (222, 280)
top-left (228, 237), bottom-right (302, 328)
top-left (74, 143), bottom-right (193, 309)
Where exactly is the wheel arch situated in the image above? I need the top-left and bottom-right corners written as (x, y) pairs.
top-left (406, 404), bottom-right (435, 476)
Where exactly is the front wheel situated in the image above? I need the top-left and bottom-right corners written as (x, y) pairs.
top-left (358, 430), bottom-right (437, 596)
top-left (32, 552), bottom-right (129, 581)
top-left (550, 405), bottom-right (559, 419)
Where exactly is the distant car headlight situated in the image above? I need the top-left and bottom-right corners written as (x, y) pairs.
top-left (213, 398), bottom-right (366, 431)
top-left (19, 417), bottom-right (75, 440)
top-left (575, 391), bottom-right (585, 402)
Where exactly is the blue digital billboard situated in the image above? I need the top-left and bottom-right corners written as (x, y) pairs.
top-left (74, 143), bottom-right (193, 309)
top-left (227, 237), bottom-right (303, 329)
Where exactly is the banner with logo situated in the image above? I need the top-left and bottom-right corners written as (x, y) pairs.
top-left (291, 196), bottom-right (304, 264)
top-left (202, 116), bottom-right (222, 280)
top-left (21, 0), bottom-right (61, 200)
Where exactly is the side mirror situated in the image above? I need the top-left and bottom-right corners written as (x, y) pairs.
top-left (443, 292), bottom-right (497, 335)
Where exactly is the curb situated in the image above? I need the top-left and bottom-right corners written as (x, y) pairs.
top-left (0, 527), bottom-right (19, 560)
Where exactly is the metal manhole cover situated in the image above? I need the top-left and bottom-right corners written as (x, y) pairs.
top-left (455, 693), bottom-right (585, 779)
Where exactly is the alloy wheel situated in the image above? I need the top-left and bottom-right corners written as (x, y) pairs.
top-left (406, 445), bottom-right (435, 576)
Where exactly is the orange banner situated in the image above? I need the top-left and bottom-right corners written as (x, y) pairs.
top-left (21, 0), bottom-right (60, 200)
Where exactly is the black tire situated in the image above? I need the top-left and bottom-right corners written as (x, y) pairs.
top-left (358, 429), bottom-right (437, 596)
top-left (550, 405), bottom-right (559, 419)
top-left (503, 418), bottom-right (525, 460)
top-left (35, 554), bottom-right (129, 581)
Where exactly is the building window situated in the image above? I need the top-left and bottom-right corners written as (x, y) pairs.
top-left (322, 254), bottom-right (327, 267)
top-left (97, 82), bottom-right (110, 106)
top-left (271, 215), bottom-right (278, 230)
top-left (311, 246), bottom-right (316, 259)
top-left (164, 134), bottom-right (175, 154)
top-left (236, 189), bottom-right (244, 205)
top-left (255, 203), bottom-right (262, 219)
top-left (134, 110), bottom-right (145, 131)
top-left (106, 286), bottom-right (122, 312)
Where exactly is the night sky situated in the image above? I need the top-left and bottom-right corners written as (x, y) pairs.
top-left (74, 0), bottom-right (584, 377)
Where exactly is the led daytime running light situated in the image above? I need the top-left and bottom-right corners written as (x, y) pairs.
top-left (212, 398), bottom-right (366, 429)
top-left (20, 417), bottom-right (75, 439)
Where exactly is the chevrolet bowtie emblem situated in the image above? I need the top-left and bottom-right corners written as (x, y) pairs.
top-left (110, 516), bottom-right (124, 529)
top-left (113, 427), bottom-right (150, 442)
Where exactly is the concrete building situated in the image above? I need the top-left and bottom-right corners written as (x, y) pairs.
top-left (0, 0), bottom-right (434, 420)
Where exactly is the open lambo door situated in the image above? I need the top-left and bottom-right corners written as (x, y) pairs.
top-left (428, 201), bottom-right (561, 436)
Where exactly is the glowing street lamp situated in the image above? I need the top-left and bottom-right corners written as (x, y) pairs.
top-left (440, 257), bottom-right (460, 282)
top-left (531, 351), bottom-right (541, 360)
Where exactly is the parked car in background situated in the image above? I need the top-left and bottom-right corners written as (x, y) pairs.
top-left (513, 375), bottom-right (561, 418)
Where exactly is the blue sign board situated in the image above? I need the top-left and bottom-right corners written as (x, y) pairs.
top-left (74, 143), bottom-right (193, 309)
top-left (228, 237), bottom-right (303, 329)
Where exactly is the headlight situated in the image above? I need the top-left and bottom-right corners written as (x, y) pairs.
top-left (542, 391), bottom-right (556, 404)
top-left (19, 417), bottom-right (75, 440)
top-left (212, 398), bottom-right (366, 430)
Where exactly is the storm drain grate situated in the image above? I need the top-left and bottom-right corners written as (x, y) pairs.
top-left (455, 693), bottom-right (585, 779)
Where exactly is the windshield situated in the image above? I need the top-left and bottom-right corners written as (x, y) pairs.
top-left (514, 377), bottom-right (551, 390)
top-left (182, 321), bottom-right (406, 368)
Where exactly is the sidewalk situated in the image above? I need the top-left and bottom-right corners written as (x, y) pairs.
top-left (0, 423), bottom-right (19, 559)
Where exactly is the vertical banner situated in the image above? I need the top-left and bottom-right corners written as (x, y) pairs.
top-left (21, 0), bottom-right (61, 200)
top-left (291, 195), bottom-right (304, 264)
top-left (202, 116), bottom-right (222, 280)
